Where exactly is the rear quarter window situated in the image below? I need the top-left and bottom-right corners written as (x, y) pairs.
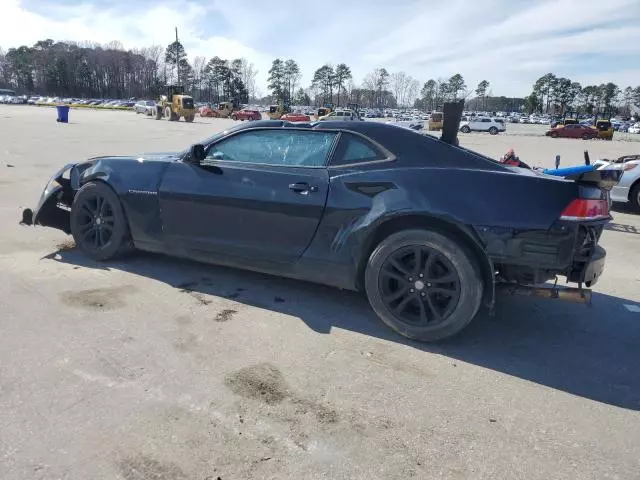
top-left (330, 133), bottom-right (387, 166)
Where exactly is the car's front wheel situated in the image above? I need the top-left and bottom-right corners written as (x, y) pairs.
top-left (550, 131), bottom-right (559, 138)
top-left (582, 133), bottom-right (591, 140)
top-left (460, 125), bottom-right (471, 133)
top-left (70, 181), bottom-right (132, 261)
top-left (365, 229), bottom-right (483, 342)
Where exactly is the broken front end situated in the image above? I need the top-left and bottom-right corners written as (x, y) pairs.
top-left (22, 163), bottom-right (77, 233)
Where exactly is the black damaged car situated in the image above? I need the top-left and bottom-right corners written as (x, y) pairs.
top-left (23, 107), bottom-right (620, 341)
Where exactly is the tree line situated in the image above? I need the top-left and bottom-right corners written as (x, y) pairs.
top-left (0, 38), bottom-right (258, 103)
top-left (523, 73), bottom-right (640, 117)
top-left (2, 39), bottom-right (638, 115)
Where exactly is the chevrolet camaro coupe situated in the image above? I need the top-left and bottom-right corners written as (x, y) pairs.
top-left (24, 118), bottom-right (618, 341)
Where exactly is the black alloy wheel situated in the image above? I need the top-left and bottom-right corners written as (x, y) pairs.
top-left (70, 181), bottom-right (131, 261)
top-left (378, 245), bottom-right (461, 326)
top-left (365, 229), bottom-right (483, 341)
top-left (74, 193), bottom-right (115, 251)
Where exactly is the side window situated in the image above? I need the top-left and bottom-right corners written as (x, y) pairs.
top-left (206, 129), bottom-right (337, 167)
top-left (330, 132), bottom-right (388, 167)
top-left (481, 118), bottom-right (491, 123)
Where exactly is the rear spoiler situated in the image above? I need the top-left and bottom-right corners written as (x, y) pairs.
top-left (543, 165), bottom-right (622, 190)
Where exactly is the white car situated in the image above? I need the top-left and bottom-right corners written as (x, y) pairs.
top-left (134, 100), bottom-right (157, 115)
top-left (594, 155), bottom-right (640, 211)
top-left (628, 123), bottom-right (640, 134)
top-left (459, 117), bottom-right (506, 135)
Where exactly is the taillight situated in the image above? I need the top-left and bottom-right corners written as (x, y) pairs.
top-left (560, 199), bottom-right (609, 221)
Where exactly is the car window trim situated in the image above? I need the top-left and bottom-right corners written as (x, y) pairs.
top-left (202, 127), bottom-right (341, 169)
top-left (327, 129), bottom-right (397, 169)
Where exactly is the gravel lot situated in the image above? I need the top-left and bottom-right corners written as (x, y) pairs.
top-left (1, 106), bottom-right (640, 480)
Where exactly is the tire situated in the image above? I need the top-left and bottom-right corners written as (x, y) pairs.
top-left (165, 106), bottom-right (172, 120)
top-left (364, 229), bottom-right (483, 342)
top-left (231, 114), bottom-right (237, 121)
top-left (460, 125), bottom-right (470, 133)
top-left (582, 133), bottom-right (591, 140)
top-left (630, 183), bottom-right (640, 212)
top-left (70, 181), bottom-right (132, 261)
top-left (185, 115), bottom-right (194, 123)
top-left (155, 107), bottom-right (162, 120)
top-left (550, 131), bottom-right (558, 138)
top-left (489, 126), bottom-right (498, 135)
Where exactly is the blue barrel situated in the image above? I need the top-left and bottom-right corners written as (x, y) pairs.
top-left (56, 105), bottom-right (70, 123)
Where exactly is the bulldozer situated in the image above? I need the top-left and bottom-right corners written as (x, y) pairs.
top-left (314, 103), bottom-right (334, 120)
top-left (267, 103), bottom-right (290, 120)
top-left (155, 85), bottom-right (196, 122)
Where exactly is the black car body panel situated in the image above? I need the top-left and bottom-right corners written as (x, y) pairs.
top-left (27, 120), bottom-right (613, 304)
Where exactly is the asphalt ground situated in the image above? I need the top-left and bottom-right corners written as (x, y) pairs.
top-left (1, 105), bottom-right (639, 480)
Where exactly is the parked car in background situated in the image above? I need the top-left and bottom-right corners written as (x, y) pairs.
top-left (231, 109), bottom-right (262, 121)
top-left (595, 155), bottom-right (640, 211)
top-left (545, 124), bottom-right (598, 139)
top-left (281, 112), bottom-right (311, 122)
top-left (628, 123), bottom-right (640, 134)
top-left (318, 110), bottom-right (361, 121)
top-left (134, 100), bottom-right (156, 115)
top-left (459, 117), bottom-right (506, 135)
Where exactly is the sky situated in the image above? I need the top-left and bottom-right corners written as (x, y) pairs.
top-left (1, 0), bottom-right (639, 97)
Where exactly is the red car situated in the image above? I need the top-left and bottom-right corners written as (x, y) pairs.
top-left (281, 112), bottom-right (311, 122)
top-left (546, 124), bottom-right (598, 140)
top-left (231, 109), bottom-right (261, 121)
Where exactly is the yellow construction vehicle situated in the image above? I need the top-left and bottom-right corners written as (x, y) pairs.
top-left (267, 103), bottom-right (290, 120)
top-left (155, 85), bottom-right (196, 122)
top-left (428, 111), bottom-right (443, 131)
top-left (314, 103), bottom-right (334, 120)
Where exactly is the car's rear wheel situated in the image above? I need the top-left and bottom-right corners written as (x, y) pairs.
top-left (70, 181), bottom-right (132, 261)
top-left (550, 131), bottom-right (559, 138)
top-left (630, 183), bottom-right (640, 212)
top-left (460, 125), bottom-right (470, 133)
top-left (365, 229), bottom-right (483, 342)
top-left (582, 133), bottom-right (591, 140)
top-left (489, 126), bottom-right (498, 135)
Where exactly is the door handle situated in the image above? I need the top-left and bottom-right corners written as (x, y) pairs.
top-left (289, 182), bottom-right (318, 193)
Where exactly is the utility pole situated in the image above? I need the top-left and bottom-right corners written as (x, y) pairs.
top-left (175, 27), bottom-right (179, 86)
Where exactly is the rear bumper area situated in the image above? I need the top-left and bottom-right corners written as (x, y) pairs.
top-left (478, 222), bottom-right (607, 286)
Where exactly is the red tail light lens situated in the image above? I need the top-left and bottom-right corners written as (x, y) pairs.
top-left (560, 199), bottom-right (609, 221)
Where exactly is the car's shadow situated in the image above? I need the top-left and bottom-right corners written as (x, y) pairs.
top-left (47, 247), bottom-right (640, 411)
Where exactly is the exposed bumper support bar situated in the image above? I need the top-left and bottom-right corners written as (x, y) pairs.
top-left (496, 284), bottom-right (592, 305)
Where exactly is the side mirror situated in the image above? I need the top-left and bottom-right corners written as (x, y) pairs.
top-left (188, 144), bottom-right (205, 163)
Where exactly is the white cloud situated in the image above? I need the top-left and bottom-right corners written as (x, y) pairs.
top-left (1, 0), bottom-right (639, 96)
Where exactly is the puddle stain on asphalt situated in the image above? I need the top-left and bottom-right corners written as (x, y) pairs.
top-left (225, 363), bottom-right (339, 424)
top-left (118, 454), bottom-right (188, 480)
top-left (225, 363), bottom-right (289, 405)
top-left (59, 285), bottom-right (137, 311)
top-left (215, 309), bottom-right (237, 322)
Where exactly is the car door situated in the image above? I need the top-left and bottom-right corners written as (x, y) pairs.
top-left (563, 124), bottom-right (578, 138)
top-left (158, 128), bottom-right (337, 265)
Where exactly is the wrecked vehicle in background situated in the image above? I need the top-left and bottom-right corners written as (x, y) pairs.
top-left (22, 103), bottom-right (621, 342)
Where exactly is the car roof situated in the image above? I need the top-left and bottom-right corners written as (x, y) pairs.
top-left (219, 120), bottom-right (506, 171)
